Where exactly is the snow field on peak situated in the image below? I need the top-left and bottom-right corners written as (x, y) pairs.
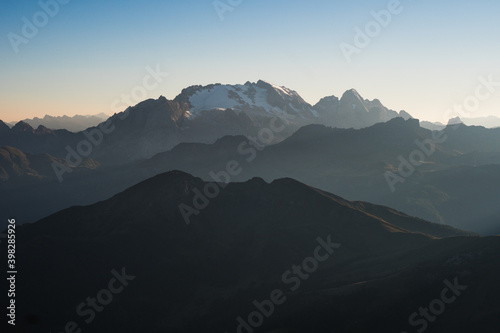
top-left (188, 84), bottom-right (286, 117)
top-left (187, 82), bottom-right (318, 120)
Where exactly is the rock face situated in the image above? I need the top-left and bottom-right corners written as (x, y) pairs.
top-left (314, 89), bottom-right (411, 129)
top-left (89, 96), bottom-right (260, 164)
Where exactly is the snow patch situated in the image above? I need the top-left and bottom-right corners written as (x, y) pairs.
top-left (187, 81), bottom-right (317, 119)
top-left (188, 86), bottom-right (239, 116)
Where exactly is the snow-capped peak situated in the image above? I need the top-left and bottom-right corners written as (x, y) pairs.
top-left (177, 81), bottom-right (318, 120)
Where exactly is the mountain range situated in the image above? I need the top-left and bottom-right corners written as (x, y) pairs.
top-left (4, 80), bottom-right (500, 333)
top-left (2, 117), bottom-right (500, 235)
top-left (7, 113), bottom-right (109, 132)
top-left (420, 116), bottom-right (500, 131)
top-left (0, 81), bottom-right (410, 164)
top-left (2, 80), bottom-right (500, 235)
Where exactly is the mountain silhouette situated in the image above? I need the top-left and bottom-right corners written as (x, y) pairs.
top-left (13, 171), bottom-right (500, 332)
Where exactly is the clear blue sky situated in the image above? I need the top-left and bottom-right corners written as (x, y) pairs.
top-left (1, 0), bottom-right (499, 123)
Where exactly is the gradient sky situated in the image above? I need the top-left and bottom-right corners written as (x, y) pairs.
top-left (1, 0), bottom-right (499, 123)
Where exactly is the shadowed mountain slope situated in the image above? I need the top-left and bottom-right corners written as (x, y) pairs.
top-left (12, 171), bottom-right (500, 332)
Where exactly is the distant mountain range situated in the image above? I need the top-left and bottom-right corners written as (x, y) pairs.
top-left (14, 171), bottom-right (500, 332)
top-left (7, 113), bottom-right (108, 132)
top-left (3, 118), bottom-right (500, 235)
top-left (462, 116), bottom-right (500, 128)
top-left (2, 81), bottom-right (500, 236)
top-left (421, 116), bottom-right (500, 131)
top-left (0, 80), bottom-right (410, 164)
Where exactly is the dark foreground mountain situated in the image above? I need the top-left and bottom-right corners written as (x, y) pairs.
top-left (11, 171), bottom-right (500, 332)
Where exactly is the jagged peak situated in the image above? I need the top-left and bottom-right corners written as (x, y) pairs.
top-left (340, 88), bottom-right (364, 102)
top-left (448, 116), bottom-right (463, 125)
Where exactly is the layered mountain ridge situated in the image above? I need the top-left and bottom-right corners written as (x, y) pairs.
top-left (0, 80), bottom-right (410, 164)
top-left (3, 117), bottom-right (500, 235)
